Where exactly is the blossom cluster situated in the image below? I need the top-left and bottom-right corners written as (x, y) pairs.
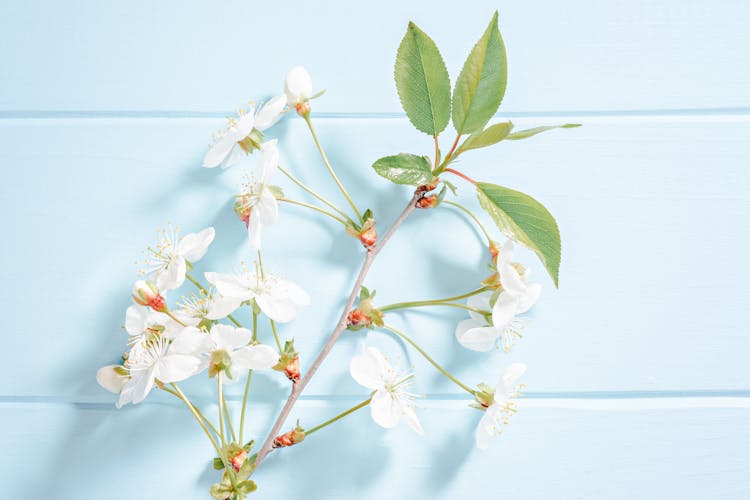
top-left (98, 12), bottom-right (572, 498)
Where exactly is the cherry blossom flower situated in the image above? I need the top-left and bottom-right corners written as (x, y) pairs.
top-left (115, 331), bottom-right (205, 408)
top-left (144, 226), bottom-right (215, 291)
top-left (204, 269), bottom-right (310, 323)
top-left (176, 288), bottom-right (242, 324)
top-left (349, 346), bottom-right (423, 434)
top-left (475, 363), bottom-right (526, 450)
top-left (202, 97), bottom-right (287, 169)
top-left (233, 140), bottom-right (280, 248)
top-left (284, 66), bottom-right (314, 110)
top-left (125, 304), bottom-right (193, 343)
top-left (455, 241), bottom-right (541, 352)
top-left (176, 324), bottom-right (279, 381)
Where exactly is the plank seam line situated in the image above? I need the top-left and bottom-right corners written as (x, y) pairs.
top-left (1, 107), bottom-right (750, 120)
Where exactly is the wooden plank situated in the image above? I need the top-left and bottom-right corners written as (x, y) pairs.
top-left (1, 1), bottom-right (749, 113)
top-left (2, 399), bottom-right (748, 499)
top-left (0, 116), bottom-right (748, 398)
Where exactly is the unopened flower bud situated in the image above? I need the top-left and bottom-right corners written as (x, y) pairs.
top-left (283, 356), bottom-right (300, 382)
top-left (417, 178), bottom-right (440, 193)
top-left (295, 101), bottom-right (311, 117)
top-left (358, 224), bottom-right (377, 248)
top-left (273, 425), bottom-right (305, 448)
top-left (229, 448), bottom-right (248, 472)
top-left (132, 280), bottom-right (167, 312)
top-left (346, 308), bottom-right (372, 330)
top-left (416, 194), bottom-right (438, 209)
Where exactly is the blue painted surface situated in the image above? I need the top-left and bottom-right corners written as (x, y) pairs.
top-left (1, 1), bottom-right (749, 498)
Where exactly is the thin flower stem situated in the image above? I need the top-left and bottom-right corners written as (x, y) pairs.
top-left (441, 200), bottom-right (493, 244)
top-left (382, 301), bottom-right (490, 315)
top-left (161, 385), bottom-right (222, 438)
top-left (278, 164), bottom-right (353, 223)
top-left (223, 398), bottom-right (237, 443)
top-left (164, 310), bottom-right (187, 327)
top-left (254, 191), bottom-right (421, 467)
top-left (379, 287), bottom-right (490, 313)
top-left (168, 384), bottom-right (222, 455)
top-left (436, 134), bottom-right (462, 172)
top-left (257, 249), bottom-right (265, 280)
top-left (269, 319), bottom-right (282, 351)
top-left (239, 311), bottom-right (259, 445)
top-left (383, 324), bottom-right (474, 395)
top-left (185, 272), bottom-right (243, 327)
top-left (304, 397), bottom-right (372, 436)
top-left (278, 197), bottom-right (348, 225)
top-left (433, 135), bottom-right (440, 171)
top-left (218, 374), bottom-right (227, 446)
top-left (303, 114), bottom-right (363, 223)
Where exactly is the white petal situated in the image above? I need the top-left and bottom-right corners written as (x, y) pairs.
top-left (401, 404), bottom-right (424, 435)
top-left (169, 326), bottom-right (212, 355)
top-left (157, 354), bottom-right (202, 383)
top-left (202, 131), bottom-right (241, 168)
top-left (497, 363), bottom-right (527, 398)
top-left (96, 365), bottom-right (128, 394)
top-left (254, 96), bottom-right (287, 131)
top-left (475, 409), bottom-right (496, 450)
top-left (205, 272), bottom-right (255, 301)
top-left (284, 66), bottom-right (313, 104)
top-left (235, 111), bottom-right (256, 136)
top-left (467, 292), bottom-right (492, 322)
top-left (256, 277), bottom-right (310, 323)
top-left (156, 256), bottom-right (186, 291)
top-left (124, 305), bottom-right (149, 336)
top-left (515, 283), bottom-right (541, 314)
top-left (177, 227), bottom-right (215, 262)
top-left (130, 367), bottom-right (156, 404)
top-left (491, 292), bottom-right (519, 329)
top-left (258, 139), bottom-right (279, 182)
top-left (499, 259), bottom-right (526, 297)
top-left (455, 320), bottom-right (499, 352)
top-left (232, 344), bottom-right (279, 371)
top-left (349, 349), bottom-right (385, 390)
top-left (247, 209), bottom-right (263, 249)
top-left (205, 295), bottom-right (242, 320)
top-left (210, 324), bottom-right (252, 350)
top-left (370, 389), bottom-right (400, 429)
top-left (258, 189), bottom-right (279, 225)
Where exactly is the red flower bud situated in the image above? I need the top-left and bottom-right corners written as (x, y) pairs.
top-left (229, 449), bottom-right (248, 472)
top-left (417, 179), bottom-right (440, 193)
top-left (295, 102), bottom-right (311, 117)
top-left (132, 280), bottom-right (167, 312)
top-left (346, 309), bottom-right (372, 330)
top-left (358, 226), bottom-right (377, 248)
top-left (284, 356), bottom-right (300, 382)
top-left (416, 195), bottom-right (438, 209)
top-left (273, 426), bottom-right (306, 448)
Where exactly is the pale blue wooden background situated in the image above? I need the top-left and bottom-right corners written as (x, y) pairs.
top-left (1, 1), bottom-right (749, 498)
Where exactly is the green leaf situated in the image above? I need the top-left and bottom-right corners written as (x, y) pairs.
top-left (476, 182), bottom-right (561, 287)
top-left (452, 12), bottom-right (508, 135)
top-left (506, 123), bottom-right (581, 140)
top-left (457, 121), bottom-right (513, 153)
top-left (372, 154), bottom-right (433, 186)
top-left (395, 22), bottom-right (451, 135)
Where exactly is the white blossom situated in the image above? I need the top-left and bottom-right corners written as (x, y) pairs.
top-left (475, 363), bottom-right (526, 449)
top-left (143, 226), bottom-right (215, 291)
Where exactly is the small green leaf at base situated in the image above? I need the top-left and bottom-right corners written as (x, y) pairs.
top-left (372, 153), bottom-right (433, 186)
top-left (506, 123), bottom-right (581, 140)
top-left (395, 22), bottom-right (451, 135)
top-left (476, 182), bottom-right (561, 287)
top-left (457, 121), bottom-right (513, 154)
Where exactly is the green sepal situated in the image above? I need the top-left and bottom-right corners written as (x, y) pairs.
top-left (267, 185), bottom-right (284, 198)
